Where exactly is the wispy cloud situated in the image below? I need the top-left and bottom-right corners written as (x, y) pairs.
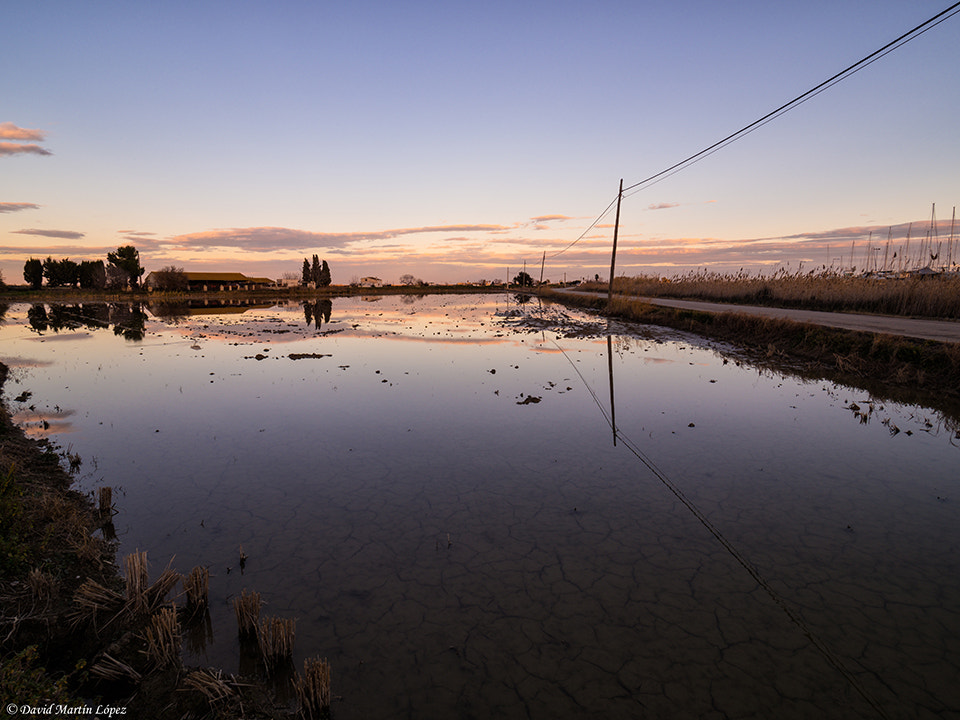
top-left (0, 142), bottom-right (52, 157)
top-left (646, 202), bottom-right (679, 211)
top-left (0, 123), bottom-right (46, 141)
top-left (0, 202), bottom-right (41, 213)
top-left (169, 224), bottom-right (512, 253)
top-left (12, 228), bottom-right (85, 240)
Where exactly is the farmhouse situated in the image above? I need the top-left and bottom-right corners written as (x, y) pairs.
top-left (145, 271), bottom-right (276, 291)
top-left (358, 276), bottom-right (383, 288)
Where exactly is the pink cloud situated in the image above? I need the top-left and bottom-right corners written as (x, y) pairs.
top-left (646, 202), bottom-right (679, 211)
top-left (0, 122), bottom-right (46, 141)
top-left (0, 202), bottom-right (40, 213)
top-left (0, 142), bottom-right (52, 157)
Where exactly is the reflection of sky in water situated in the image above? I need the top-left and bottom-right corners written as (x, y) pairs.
top-left (2, 296), bottom-right (958, 719)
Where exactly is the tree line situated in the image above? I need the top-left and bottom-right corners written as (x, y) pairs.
top-left (22, 245), bottom-right (145, 290)
top-left (301, 255), bottom-right (331, 287)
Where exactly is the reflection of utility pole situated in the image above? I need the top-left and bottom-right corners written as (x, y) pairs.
top-left (607, 335), bottom-right (617, 447)
top-left (608, 179), bottom-right (623, 302)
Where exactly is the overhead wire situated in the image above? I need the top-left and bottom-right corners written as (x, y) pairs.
top-left (538, 1), bottom-right (960, 267)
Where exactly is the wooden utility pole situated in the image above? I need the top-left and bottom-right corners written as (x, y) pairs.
top-left (539, 252), bottom-right (546, 286)
top-left (608, 179), bottom-right (624, 302)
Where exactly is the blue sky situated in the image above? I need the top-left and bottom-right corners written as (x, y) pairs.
top-left (2, 1), bottom-right (958, 284)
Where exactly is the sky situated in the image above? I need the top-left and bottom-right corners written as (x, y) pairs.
top-left (2, 1), bottom-right (959, 285)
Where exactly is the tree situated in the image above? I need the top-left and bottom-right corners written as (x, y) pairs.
top-left (319, 259), bottom-right (331, 287)
top-left (23, 258), bottom-right (43, 289)
top-left (301, 258), bottom-right (311, 285)
top-left (311, 255), bottom-right (321, 285)
top-left (399, 274), bottom-right (418, 286)
top-left (513, 271), bottom-right (534, 287)
top-left (150, 265), bottom-right (188, 291)
top-left (106, 245), bottom-right (144, 289)
top-left (78, 260), bottom-right (106, 290)
top-left (42, 257), bottom-right (79, 287)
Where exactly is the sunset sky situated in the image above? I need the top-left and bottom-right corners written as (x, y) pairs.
top-left (2, 1), bottom-right (958, 285)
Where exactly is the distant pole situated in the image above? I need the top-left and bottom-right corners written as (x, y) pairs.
top-left (539, 251), bottom-right (546, 286)
top-left (607, 178), bottom-right (624, 302)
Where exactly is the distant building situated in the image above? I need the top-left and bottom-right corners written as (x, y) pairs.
top-left (359, 276), bottom-right (383, 288)
top-left (145, 271), bottom-right (277, 292)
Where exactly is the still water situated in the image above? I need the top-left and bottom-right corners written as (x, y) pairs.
top-left (1, 295), bottom-right (958, 719)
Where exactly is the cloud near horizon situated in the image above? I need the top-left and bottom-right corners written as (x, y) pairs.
top-left (646, 202), bottom-right (680, 211)
top-left (169, 224), bottom-right (513, 253)
top-left (0, 202), bottom-right (41, 213)
top-left (12, 228), bottom-right (85, 240)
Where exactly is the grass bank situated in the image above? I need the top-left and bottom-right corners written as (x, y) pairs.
top-left (579, 270), bottom-right (960, 319)
top-left (543, 289), bottom-right (960, 413)
top-left (0, 363), bottom-right (317, 718)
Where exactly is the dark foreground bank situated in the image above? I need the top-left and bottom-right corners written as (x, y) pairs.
top-left (0, 362), bottom-right (310, 719)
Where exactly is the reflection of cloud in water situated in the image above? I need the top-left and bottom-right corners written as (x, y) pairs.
top-left (0, 356), bottom-right (55, 368)
top-left (28, 332), bottom-right (93, 342)
top-left (12, 409), bottom-right (77, 436)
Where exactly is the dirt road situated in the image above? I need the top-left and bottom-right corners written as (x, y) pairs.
top-left (555, 290), bottom-right (960, 344)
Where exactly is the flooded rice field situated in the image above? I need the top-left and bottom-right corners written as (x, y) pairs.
top-left (1, 294), bottom-right (958, 719)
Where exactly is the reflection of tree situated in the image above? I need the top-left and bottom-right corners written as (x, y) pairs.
top-left (400, 294), bottom-right (426, 305)
top-left (0, 303), bottom-right (8, 323)
top-left (513, 293), bottom-right (532, 305)
top-left (302, 299), bottom-right (333, 329)
top-left (28, 304), bottom-right (48, 332)
top-left (110, 303), bottom-right (147, 341)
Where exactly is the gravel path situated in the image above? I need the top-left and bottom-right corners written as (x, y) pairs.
top-left (555, 290), bottom-right (960, 344)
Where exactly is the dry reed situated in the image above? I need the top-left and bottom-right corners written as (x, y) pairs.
top-left (257, 615), bottom-right (296, 671)
top-left (294, 656), bottom-right (331, 719)
top-left (183, 668), bottom-right (237, 704)
top-left (183, 565), bottom-right (209, 613)
top-left (98, 486), bottom-right (112, 517)
top-left (27, 568), bottom-right (57, 601)
top-left (233, 589), bottom-right (262, 639)
top-left (70, 578), bottom-right (124, 627)
top-left (124, 550), bottom-right (149, 614)
top-left (141, 606), bottom-right (181, 670)
top-left (89, 653), bottom-right (142, 684)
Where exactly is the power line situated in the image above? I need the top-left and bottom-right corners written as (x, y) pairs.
top-left (621, 1), bottom-right (960, 197)
top-left (543, 1), bottom-right (960, 266)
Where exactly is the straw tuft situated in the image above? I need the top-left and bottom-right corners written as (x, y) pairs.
top-left (294, 656), bottom-right (331, 719)
top-left (257, 615), bottom-right (296, 671)
top-left (233, 589), bottom-right (262, 639)
top-left (141, 605), bottom-right (181, 670)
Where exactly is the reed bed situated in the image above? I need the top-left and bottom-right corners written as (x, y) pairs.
top-left (141, 606), bottom-right (181, 670)
top-left (98, 486), bottom-right (112, 517)
top-left (257, 615), bottom-right (296, 672)
top-left (71, 578), bottom-right (124, 627)
top-left (182, 668), bottom-right (237, 704)
top-left (294, 656), bottom-right (331, 719)
top-left (233, 589), bottom-right (262, 640)
top-left (183, 565), bottom-right (209, 614)
top-left (88, 652), bottom-right (142, 684)
top-left (124, 550), bottom-right (149, 614)
top-left (598, 269), bottom-right (960, 319)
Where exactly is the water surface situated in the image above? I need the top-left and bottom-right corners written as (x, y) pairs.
top-left (1, 295), bottom-right (957, 719)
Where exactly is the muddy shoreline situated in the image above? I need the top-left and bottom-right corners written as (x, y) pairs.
top-left (0, 361), bottom-right (300, 719)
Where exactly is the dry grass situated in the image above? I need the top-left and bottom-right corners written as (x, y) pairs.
top-left (141, 605), bottom-right (181, 670)
top-left (183, 565), bottom-right (209, 613)
top-left (595, 269), bottom-right (960, 319)
top-left (182, 667), bottom-right (237, 704)
top-left (124, 550), bottom-right (149, 614)
top-left (294, 656), bottom-right (331, 719)
top-left (98, 486), bottom-right (112, 517)
top-left (27, 568), bottom-right (57, 601)
top-left (257, 615), bottom-right (296, 672)
top-left (233, 588), bottom-right (262, 640)
top-left (88, 652), bottom-right (142, 684)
